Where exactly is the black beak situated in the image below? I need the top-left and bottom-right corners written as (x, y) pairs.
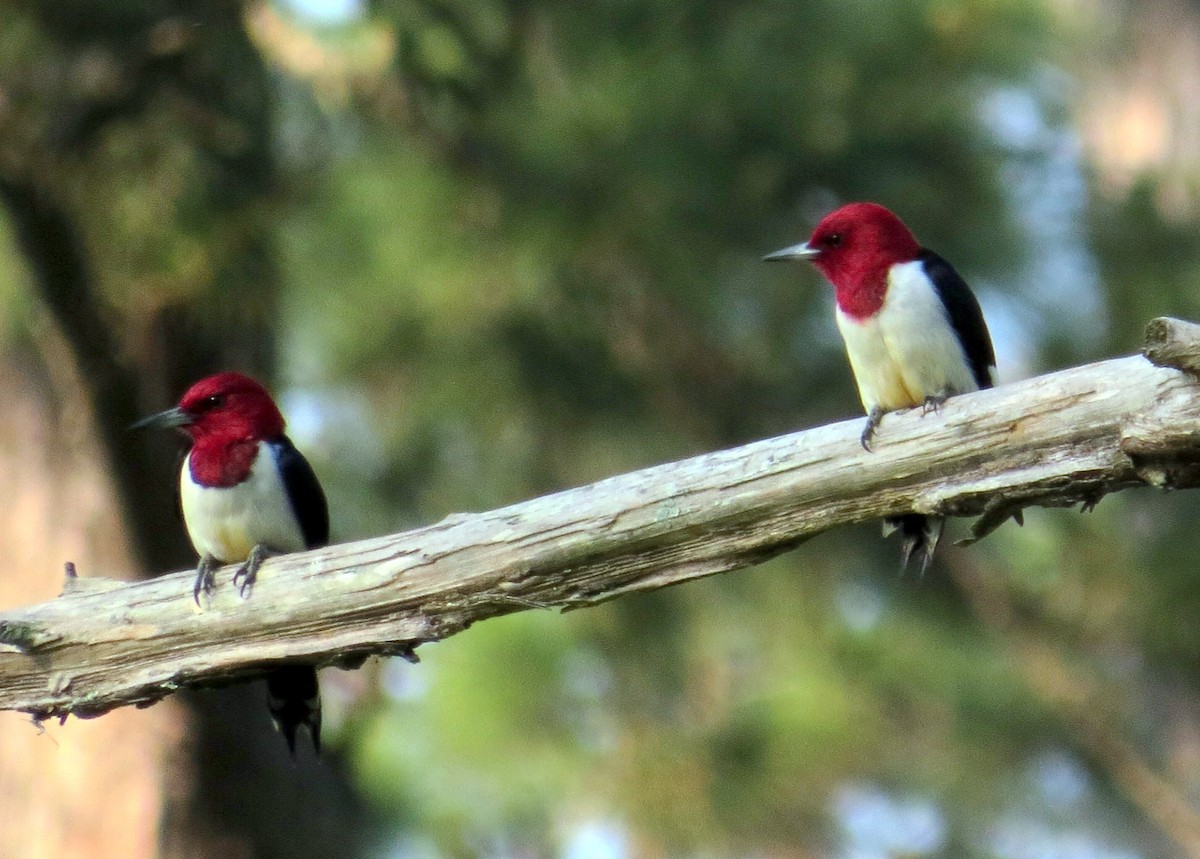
top-left (130, 406), bottom-right (192, 431)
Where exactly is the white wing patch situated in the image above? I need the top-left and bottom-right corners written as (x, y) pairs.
top-left (835, 260), bottom-right (981, 413)
top-left (180, 444), bottom-right (307, 563)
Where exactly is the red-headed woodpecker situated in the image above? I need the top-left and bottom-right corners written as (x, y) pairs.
top-left (136, 371), bottom-right (328, 755)
top-left (764, 202), bottom-right (996, 571)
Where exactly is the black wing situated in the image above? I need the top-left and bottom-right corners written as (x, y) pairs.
top-left (919, 249), bottom-right (996, 390)
top-left (268, 436), bottom-right (330, 549)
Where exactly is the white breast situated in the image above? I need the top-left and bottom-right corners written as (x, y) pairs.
top-left (835, 260), bottom-right (981, 413)
top-left (180, 443), bottom-right (307, 563)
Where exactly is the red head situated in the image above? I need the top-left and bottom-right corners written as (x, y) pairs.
top-left (763, 202), bottom-right (922, 319)
top-left (135, 371), bottom-right (285, 443)
top-left (174, 372), bottom-right (286, 443)
top-left (134, 372), bottom-right (287, 487)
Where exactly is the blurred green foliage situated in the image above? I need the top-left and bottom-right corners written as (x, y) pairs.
top-left (5, 0), bottom-right (1200, 856)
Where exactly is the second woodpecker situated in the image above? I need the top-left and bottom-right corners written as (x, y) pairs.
top-left (764, 202), bottom-right (996, 571)
top-left (137, 371), bottom-right (328, 755)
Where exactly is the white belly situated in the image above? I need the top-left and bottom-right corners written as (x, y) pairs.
top-left (835, 261), bottom-right (981, 413)
top-left (180, 445), bottom-right (307, 563)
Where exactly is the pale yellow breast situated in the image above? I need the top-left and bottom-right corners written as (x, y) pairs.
top-left (866, 366), bottom-right (923, 412)
top-left (835, 261), bottom-right (982, 414)
top-left (207, 522), bottom-right (256, 563)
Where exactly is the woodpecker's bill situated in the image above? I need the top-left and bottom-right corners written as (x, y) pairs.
top-left (136, 371), bottom-right (328, 755)
top-left (764, 202), bottom-right (996, 571)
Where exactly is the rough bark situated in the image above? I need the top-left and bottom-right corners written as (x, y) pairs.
top-left (3, 317), bottom-right (1200, 720)
top-left (0, 351), bottom-right (175, 859)
top-left (0, 7), bottom-right (374, 857)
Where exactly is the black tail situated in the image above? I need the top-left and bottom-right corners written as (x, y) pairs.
top-left (882, 514), bottom-right (944, 574)
top-left (266, 665), bottom-right (322, 756)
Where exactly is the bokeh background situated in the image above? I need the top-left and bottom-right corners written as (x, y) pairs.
top-left (2, 0), bottom-right (1200, 856)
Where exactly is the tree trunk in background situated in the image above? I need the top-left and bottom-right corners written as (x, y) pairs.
top-left (0, 2), bottom-right (377, 856)
top-left (0, 353), bottom-right (181, 859)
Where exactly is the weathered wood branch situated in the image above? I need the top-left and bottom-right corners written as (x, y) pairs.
top-left (3, 317), bottom-right (1200, 721)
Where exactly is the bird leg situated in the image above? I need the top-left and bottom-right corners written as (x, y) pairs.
top-left (233, 543), bottom-right (274, 599)
top-left (921, 393), bottom-right (949, 416)
top-left (193, 554), bottom-right (220, 606)
top-left (860, 407), bottom-right (885, 451)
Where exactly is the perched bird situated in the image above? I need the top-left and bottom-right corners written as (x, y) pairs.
top-left (136, 371), bottom-right (328, 754)
top-left (764, 202), bottom-right (996, 571)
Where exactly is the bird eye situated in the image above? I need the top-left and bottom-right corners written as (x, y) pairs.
top-left (201, 394), bottom-right (224, 410)
top-left (825, 233), bottom-right (843, 247)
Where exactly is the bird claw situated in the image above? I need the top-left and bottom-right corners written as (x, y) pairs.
top-left (860, 408), bottom-right (885, 451)
top-left (921, 394), bottom-right (948, 416)
top-left (193, 555), bottom-right (219, 606)
top-left (232, 544), bottom-right (271, 599)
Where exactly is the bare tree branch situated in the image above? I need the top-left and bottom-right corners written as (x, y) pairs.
top-left (2, 317), bottom-right (1200, 721)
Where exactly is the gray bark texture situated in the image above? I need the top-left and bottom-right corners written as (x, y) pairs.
top-left (3, 317), bottom-right (1200, 721)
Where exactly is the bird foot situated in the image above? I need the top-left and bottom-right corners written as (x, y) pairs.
top-left (921, 394), bottom-right (948, 416)
top-left (860, 408), bottom-right (885, 451)
top-left (193, 555), bottom-right (220, 606)
top-left (232, 544), bottom-right (272, 599)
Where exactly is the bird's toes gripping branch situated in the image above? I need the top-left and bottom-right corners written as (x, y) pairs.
top-left (860, 407), bottom-right (886, 451)
top-left (920, 394), bottom-right (949, 416)
top-left (193, 555), bottom-right (220, 606)
top-left (233, 544), bottom-right (274, 599)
